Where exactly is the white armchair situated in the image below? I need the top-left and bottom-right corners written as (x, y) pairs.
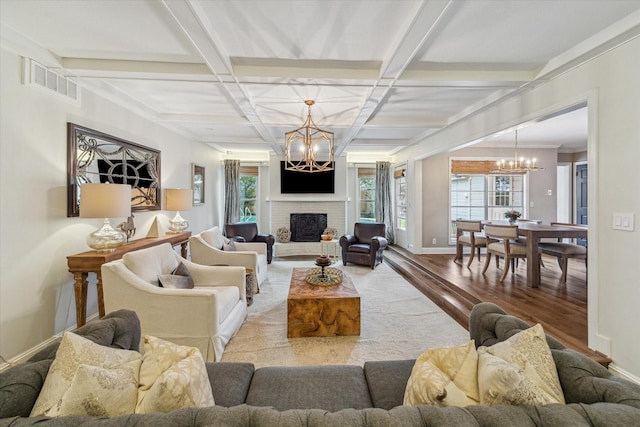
top-left (190, 226), bottom-right (268, 292)
top-left (101, 243), bottom-right (247, 362)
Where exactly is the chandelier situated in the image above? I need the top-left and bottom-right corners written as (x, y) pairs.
top-left (284, 100), bottom-right (334, 173)
top-left (490, 129), bottom-right (543, 174)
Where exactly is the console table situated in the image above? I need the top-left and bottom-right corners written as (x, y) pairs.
top-left (67, 231), bottom-right (191, 327)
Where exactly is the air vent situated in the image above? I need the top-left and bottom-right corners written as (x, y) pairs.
top-left (24, 58), bottom-right (80, 102)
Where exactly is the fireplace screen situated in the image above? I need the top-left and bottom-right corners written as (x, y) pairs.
top-left (290, 213), bottom-right (328, 242)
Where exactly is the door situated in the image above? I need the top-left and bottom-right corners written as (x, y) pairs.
top-left (575, 163), bottom-right (588, 246)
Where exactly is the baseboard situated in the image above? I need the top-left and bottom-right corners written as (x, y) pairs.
top-left (421, 247), bottom-right (456, 255)
top-left (608, 363), bottom-right (640, 385)
top-left (0, 313), bottom-right (99, 373)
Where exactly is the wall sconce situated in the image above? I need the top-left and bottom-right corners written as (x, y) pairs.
top-left (165, 188), bottom-right (193, 233)
top-left (79, 183), bottom-right (131, 252)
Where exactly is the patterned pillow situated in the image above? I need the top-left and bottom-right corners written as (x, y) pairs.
top-left (223, 240), bottom-right (237, 251)
top-left (404, 340), bottom-right (479, 407)
top-left (30, 332), bottom-right (141, 417)
top-left (136, 335), bottom-right (214, 414)
top-left (276, 227), bottom-right (291, 243)
top-left (55, 360), bottom-right (141, 417)
top-left (477, 323), bottom-right (565, 406)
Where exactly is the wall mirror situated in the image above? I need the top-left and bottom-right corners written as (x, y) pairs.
top-left (67, 123), bottom-right (161, 217)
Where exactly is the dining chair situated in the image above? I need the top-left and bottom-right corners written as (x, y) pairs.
top-left (482, 224), bottom-right (527, 281)
top-left (538, 222), bottom-right (587, 283)
top-left (453, 220), bottom-right (487, 267)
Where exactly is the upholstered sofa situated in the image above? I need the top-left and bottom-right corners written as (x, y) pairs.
top-left (101, 243), bottom-right (247, 362)
top-left (2, 304), bottom-right (640, 426)
top-left (190, 226), bottom-right (268, 291)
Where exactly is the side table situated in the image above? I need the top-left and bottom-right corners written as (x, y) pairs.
top-left (67, 231), bottom-right (191, 327)
top-left (245, 268), bottom-right (254, 306)
top-left (320, 239), bottom-right (340, 263)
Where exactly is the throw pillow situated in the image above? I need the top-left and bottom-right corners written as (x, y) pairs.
top-left (136, 335), bottom-right (214, 414)
top-left (158, 262), bottom-right (194, 289)
top-left (404, 340), bottom-right (479, 407)
top-left (55, 360), bottom-right (141, 417)
top-left (201, 227), bottom-right (226, 249)
top-left (30, 332), bottom-right (141, 417)
top-left (477, 323), bottom-right (565, 406)
top-left (223, 240), bottom-right (237, 251)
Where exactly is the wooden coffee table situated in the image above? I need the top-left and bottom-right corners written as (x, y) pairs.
top-left (287, 268), bottom-right (360, 338)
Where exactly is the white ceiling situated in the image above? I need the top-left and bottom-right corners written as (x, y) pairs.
top-left (2, 0), bottom-right (639, 157)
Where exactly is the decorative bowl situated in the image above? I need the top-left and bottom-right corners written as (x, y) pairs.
top-left (321, 233), bottom-right (334, 241)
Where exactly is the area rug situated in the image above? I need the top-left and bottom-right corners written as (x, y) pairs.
top-left (221, 260), bottom-right (469, 367)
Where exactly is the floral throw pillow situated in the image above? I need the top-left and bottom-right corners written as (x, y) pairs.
top-left (477, 323), bottom-right (565, 406)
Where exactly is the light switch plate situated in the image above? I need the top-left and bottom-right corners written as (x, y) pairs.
top-left (612, 213), bottom-right (635, 231)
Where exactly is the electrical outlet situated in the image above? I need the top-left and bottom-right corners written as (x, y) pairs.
top-left (432, 238), bottom-right (437, 245)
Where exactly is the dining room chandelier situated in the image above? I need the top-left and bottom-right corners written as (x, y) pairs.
top-left (284, 100), bottom-right (334, 173)
top-left (490, 129), bottom-right (543, 174)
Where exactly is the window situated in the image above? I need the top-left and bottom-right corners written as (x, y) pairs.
top-left (450, 173), bottom-right (525, 243)
top-left (395, 169), bottom-right (406, 230)
top-left (240, 166), bottom-right (258, 223)
top-left (358, 168), bottom-right (376, 222)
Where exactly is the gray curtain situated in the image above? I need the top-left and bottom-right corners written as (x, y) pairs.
top-left (224, 159), bottom-right (240, 224)
top-left (375, 161), bottom-right (394, 244)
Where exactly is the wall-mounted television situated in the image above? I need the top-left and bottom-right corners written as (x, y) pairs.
top-left (280, 161), bottom-right (335, 194)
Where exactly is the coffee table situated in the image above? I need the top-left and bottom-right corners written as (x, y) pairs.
top-left (287, 268), bottom-right (360, 338)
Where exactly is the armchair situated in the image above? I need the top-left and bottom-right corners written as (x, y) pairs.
top-left (101, 243), bottom-right (247, 362)
top-left (339, 222), bottom-right (388, 269)
top-left (190, 226), bottom-right (268, 291)
top-left (224, 223), bottom-right (275, 264)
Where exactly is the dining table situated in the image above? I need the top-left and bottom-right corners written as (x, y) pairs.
top-left (513, 222), bottom-right (588, 288)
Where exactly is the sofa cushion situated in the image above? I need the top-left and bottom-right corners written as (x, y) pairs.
top-left (363, 359), bottom-right (416, 409)
top-left (0, 359), bottom-right (52, 418)
top-left (201, 227), bottom-right (226, 250)
top-left (56, 360), bottom-right (141, 417)
top-left (246, 365), bottom-right (373, 411)
top-left (136, 335), bottom-right (214, 414)
top-left (205, 362), bottom-right (255, 407)
top-left (30, 332), bottom-right (142, 417)
top-left (122, 244), bottom-right (179, 285)
top-left (552, 348), bottom-right (640, 408)
top-left (404, 340), bottom-right (479, 407)
top-left (477, 323), bottom-right (565, 406)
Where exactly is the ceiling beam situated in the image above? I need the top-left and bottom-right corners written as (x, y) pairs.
top-left (162, 0), bottom-right (280, 150)
top-left (335, 0), bottom-right (457, 155)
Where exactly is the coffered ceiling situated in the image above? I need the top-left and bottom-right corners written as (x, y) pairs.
top-left (2, 0), bottom-right (639, 157)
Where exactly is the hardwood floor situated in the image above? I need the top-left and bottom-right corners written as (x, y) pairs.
top-left (383, 245), bottom-right (610, 366)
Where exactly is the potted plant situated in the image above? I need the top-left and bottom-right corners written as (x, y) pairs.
top-left (504, 210), bottom-right (522, 224)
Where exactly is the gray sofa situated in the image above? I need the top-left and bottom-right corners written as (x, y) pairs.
top-left (2, 303), bottom-right (640, 426)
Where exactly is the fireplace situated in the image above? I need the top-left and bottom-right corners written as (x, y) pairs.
top-left (290, 213), bottom-right (327, 242)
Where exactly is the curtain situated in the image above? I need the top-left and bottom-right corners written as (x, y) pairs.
top-left (375, 161), bottom-right (394, 244)
top-left (224, 159), bottom-right (240, 224)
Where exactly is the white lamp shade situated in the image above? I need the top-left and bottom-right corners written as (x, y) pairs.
top-left (165, 188), bottom-right (193, 211)
top-left (80, 183), bottom-right (131, 218)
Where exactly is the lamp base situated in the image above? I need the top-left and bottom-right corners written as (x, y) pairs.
top-left (168, 212), bottom-right (189, 234)
top-left (87, 218), bottom-right (127, 252)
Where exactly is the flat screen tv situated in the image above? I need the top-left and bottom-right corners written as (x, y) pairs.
top-left (280, 161), bottom-right (335, 194)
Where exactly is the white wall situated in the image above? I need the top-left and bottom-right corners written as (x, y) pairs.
top-left (392, 37), bottom-right (640, 380)
top-left (0, 48), bottom-right (224, 361)
top-left (421, 146), bottom-right (558, 250)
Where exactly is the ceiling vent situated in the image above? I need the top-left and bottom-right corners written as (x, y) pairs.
top-left (24, 58), bottom-right (80, 102)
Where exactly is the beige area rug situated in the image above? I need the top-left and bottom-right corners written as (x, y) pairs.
top-left (221, 259), bottom-right (469, 368)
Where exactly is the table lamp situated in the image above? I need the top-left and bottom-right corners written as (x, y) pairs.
top-left (80, 183), bottom-right (131, 252)
top-left (165, 188), bottom-right (193, 233)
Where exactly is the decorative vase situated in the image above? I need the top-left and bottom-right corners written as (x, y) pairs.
top-left (509, 219), bottom-right (516, 225)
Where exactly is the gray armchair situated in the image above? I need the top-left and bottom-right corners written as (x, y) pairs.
top-left (340, 222), bottom-right (388, 269)
top-left (224, 222), bottom-right (275, 263)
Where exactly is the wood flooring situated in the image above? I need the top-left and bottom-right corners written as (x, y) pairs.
top-left (383, 245), bottom-right (610, 366)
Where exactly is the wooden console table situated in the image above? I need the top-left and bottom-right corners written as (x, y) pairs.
top-left (67, 231), bottom-right (191, 327)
